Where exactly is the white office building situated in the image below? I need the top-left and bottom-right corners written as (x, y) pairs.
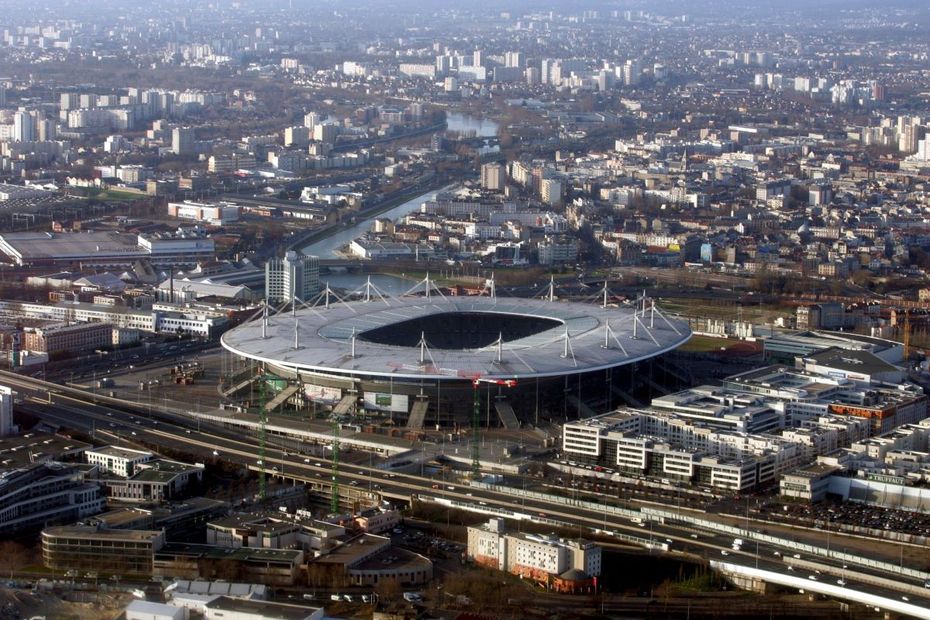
top-left (265, 251), bottom-right (320, 303)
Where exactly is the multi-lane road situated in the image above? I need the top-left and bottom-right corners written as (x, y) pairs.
top-left (6, 370), bottom-right (930, 618)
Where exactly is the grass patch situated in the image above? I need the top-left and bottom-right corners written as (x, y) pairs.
top-left (97, 189), bottom-right (147, 201)
top-left (678, 335), bottom-right (739, 353)
top-left (658, 298), bottom-right (791, 324)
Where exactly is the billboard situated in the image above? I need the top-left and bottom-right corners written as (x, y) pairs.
top-left (363, 392), bottom-right (409, 413)
top-left (304, 384), bottom-right (342, 405)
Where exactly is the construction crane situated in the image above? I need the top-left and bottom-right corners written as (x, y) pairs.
top-left (471, 377), bottom-right (516, 477)
top-left (257, 370), bottom-right (268, 502)
top-left (330, 418), bottom-right (340, 514)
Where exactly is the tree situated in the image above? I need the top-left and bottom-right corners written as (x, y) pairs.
top-left (373, 576), bottom-right (402, 603)
top-left (0, 541), bottom-right (33, 578)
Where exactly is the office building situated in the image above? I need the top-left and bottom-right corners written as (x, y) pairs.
top-left (102, 458), bottom-right (205, 503)
top-left (154, 545), bottom-right (304, 586)
top-left (311, 533), bottom-right (433, 587)
top-left (22, 323), bottom-right (114, 355)
top-left (42, 526), bottom-right (165, 576)
top-left (167, 200), bottom-right (240, 225)
top-left (86, 446), bottom-right (153, 477)
top-left (265, 251), bottom-right (320, 303)
top-left (0, 463), bottom-right (105, 534)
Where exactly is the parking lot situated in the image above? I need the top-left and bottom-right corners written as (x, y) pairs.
top-left (762, 498), bottom-right (930, 539)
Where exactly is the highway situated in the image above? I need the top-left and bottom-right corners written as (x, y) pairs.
top-left (5, 370), bottom-right (930, 618)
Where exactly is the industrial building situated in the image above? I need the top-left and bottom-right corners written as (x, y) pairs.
top-left (0, 230), bottom-right (214, 268)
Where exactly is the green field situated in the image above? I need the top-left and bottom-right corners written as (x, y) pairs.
top-left (96, 189), bottom-right (147, 201)
top-left (658, 297), bottom-right (791, 324)
top-left (678, 334), bottom-right (742, 353)
top-left (72, 187), bottom-right (147, 202)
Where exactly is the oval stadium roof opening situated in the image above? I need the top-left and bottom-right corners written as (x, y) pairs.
top-left (356, 311), bottom-right (563, 349)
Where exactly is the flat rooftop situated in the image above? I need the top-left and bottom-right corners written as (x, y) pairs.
top-left (0, 432), bottom-right (89, 468)
top-left (90, 507), bottom-right (153, 528)
top-left (350, 546), bottom-right (431, 572)
top-left (315, 533), bottom-right (389, 566)
top-left (136, 458), bottom-right (200, 474)
top-left (157, 543), bottom-right (302, 564)
top-left (0, 231), bottom-right (140, 261)
top-left (88, 446), bottom-right (152, 460)
top-left (205, 596), bottom-right (320, 620)
top-left (788, 462), bottom-right (844, 478)
top-left (43, 525), bottom-right (162, 542)
top-left (209, 514), bottom-right (300, 534)
top-left (805, 347), bottom-right (900, 376)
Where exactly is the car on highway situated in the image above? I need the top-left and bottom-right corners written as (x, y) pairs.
top-left (836, 579), bottom-right (846, 586)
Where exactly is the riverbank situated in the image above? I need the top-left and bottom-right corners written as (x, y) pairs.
top-left (287, 176), bottom-right (454, 255)
top-left (298, 179), bottom-right (457, 258)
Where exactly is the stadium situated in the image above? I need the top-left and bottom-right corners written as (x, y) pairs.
top-left (220, 279), bottom-right (691, 429)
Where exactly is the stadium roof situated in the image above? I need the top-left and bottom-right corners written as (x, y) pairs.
top-left (222, 292), bottom-right (690, 381)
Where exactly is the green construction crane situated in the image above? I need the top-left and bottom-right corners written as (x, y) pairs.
top-left (471, 377), bottom-right (516, 477)
top-left (330, 418), bottom-right (340, 514)
top-left (471, 379), bottom-right (481, 477)
top-left (257, 370), bottom-right (268, 502)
